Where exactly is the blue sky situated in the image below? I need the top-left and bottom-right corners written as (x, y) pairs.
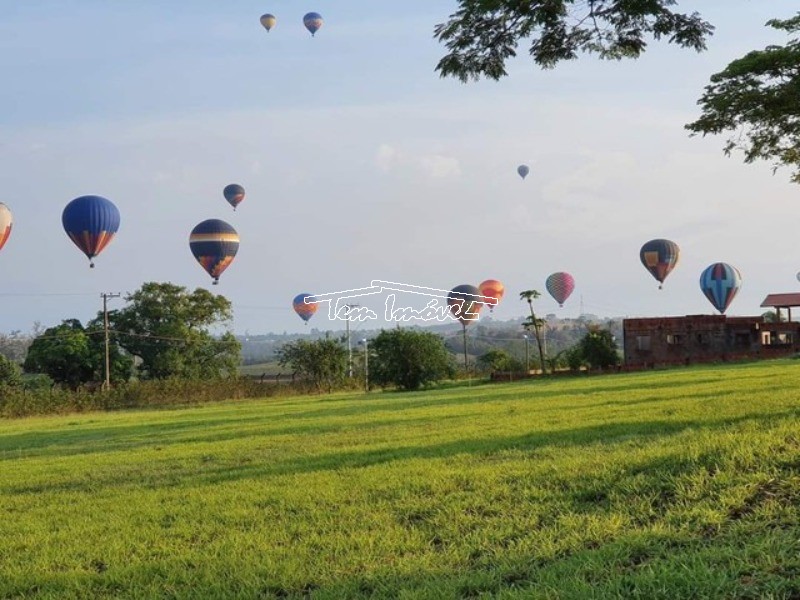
top-left (1, 1), bottom-right (799, 334)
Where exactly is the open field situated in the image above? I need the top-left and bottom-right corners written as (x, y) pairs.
top-left (2, 361), bottom-right (800, 598)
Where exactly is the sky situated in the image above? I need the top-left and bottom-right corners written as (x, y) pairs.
top-left (1, 1), bottom-right (799, 335)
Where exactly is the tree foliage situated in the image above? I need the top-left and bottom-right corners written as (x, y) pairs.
top-left (23, 319), bottom-right (132, 388)
top-left (686, 15), bottom-right (800, 182)
top-left (579, 326), bottom-right (620, 370)
top-left (434, 0), bottom-right (712, 82)
top-left (276, 337), bottom-right (347, 392)
top-left (477, 349), bottom-right (523, 372)
top-left (370, 329), bottom-right (455, 391)
top-left (0, 354), bottom-right (22, 387)
top-left (107, 282), bottom-right (240, 380)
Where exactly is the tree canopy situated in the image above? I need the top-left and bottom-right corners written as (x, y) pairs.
top-left (370, 329), bottom-right (455, 391)
top-left (686, 16), bottom-right (800, 183)
top-left (107, 282), bottom-right (240, 380)
top-left (434, 0), bottom-right (712, 82)
top-left (276, 337), bottom-right (347, 392)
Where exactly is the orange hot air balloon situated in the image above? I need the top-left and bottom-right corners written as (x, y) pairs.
top-left (478, 279), bottom-right (504, 312)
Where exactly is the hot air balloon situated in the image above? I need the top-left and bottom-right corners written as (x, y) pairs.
top-left (546, 272), bottom-right (575, 307)
top-left (447, 284), bottom-right (483, 326)
top-left (293, 293), bottom-right (318, 324)
top-left (0, 203), bottom-right (12, 253)
top-left (303, 12), bottom-right (323, 36)
top-left (640, 239), bottom-right (680, 289)
top-left (62, 195), bottom-right (120, 268)
top-left (517, 165), bottom-right (530, 180)
top-left (223, 184), bottom-right (245, 211)
top-left (260, 13), bottom-right (276, 32)
top-left (478, 279), bottom-right (504, 312)
top-left (796, 271), bottom-right (800, 283)
top-left (700, 262), bottom-right (741, 315)
top-left (189, 219), bottom-right (239, 285)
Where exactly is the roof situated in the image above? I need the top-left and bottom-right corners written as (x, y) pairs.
top-left (760, 293), bottom-right (800, 308)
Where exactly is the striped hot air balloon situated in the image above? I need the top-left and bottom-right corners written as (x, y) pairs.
top-left (0, 203), bottom-right (12, 253)
top-left (546, 272), bottom-right (575, 307)
top-left (189, 219), bottom-right (239, 284)
top-left (62, 195), bottom-right (120, 268)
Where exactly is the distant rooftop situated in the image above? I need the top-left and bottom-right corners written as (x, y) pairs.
top-left (760, 293), bottom-right (800, 308)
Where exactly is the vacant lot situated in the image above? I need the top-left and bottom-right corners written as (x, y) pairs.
top-left (2, 361), bottom-right (800, 598)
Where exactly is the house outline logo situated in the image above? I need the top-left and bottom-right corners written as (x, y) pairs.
top-left (304, 280), bottom-right (498, 323)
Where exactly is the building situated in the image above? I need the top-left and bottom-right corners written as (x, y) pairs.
top-left (623, 293), bottom-right (800, 368)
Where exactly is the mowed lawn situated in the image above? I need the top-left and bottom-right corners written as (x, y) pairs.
top-left (2, 362), bottom-right (800, 599)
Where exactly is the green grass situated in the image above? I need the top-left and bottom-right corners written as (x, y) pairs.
top-left (2, 360), bottom-right (800, 599)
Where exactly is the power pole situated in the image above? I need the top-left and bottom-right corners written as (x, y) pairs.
top-left (344, 304), bottom-right (359, 377)
top-left (101, 292), bottom-right (121, 390)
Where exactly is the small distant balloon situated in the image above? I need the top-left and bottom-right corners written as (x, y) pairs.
top-left (517, 165), bottom-right (530, 180)
top-left (62, 195), bottom-right (120, 268)
top-left (189, 219), bottom-right (239, 285)
top-left (700, 262), bottom-right (741, 315)
top-left (293, 293), bottom-right (318, 323)
top-left (260, 13), bottom-right (276, 32)
top-left (447, 284), bottom-right (483, 326)
top-left (478, 279), bottom-right (504, 312)
top-left (303, 12), bottom-right (323, 36)
top-left (796, 271), bottom-right (800, 283)
top-left (223, 184), bottom-right (245, 211)
top-left (0, 203), bottom-right (12, 253)
top-left (546, 272), bottom-right (575, 307)
top-left (640, 239), bottom-right (680, 289)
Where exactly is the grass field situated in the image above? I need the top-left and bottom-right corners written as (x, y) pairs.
top-left (2, 361), bottom-right (800, 599)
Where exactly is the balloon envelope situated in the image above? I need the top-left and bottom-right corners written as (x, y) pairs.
top-left (640, 239), bottom-right (680, 289)
top-left (546, 272), bottom-right (575, 307)
top-left (700, 262), bottom-right (741, 314)
top-left (796, 271), bottom-right (800, 283)
top-left (189, 219), bottom-right (239, 284)
top-left (260, 14), bottom-right (276, 31)
top-left (223, 184), bottom-right (245, 210)
top-left (0, 203), bottom-right (12, 253)
top-left (517, 165), bottom-right (530, 180)
top-left (447, 284), bottom-right (483, 325)
top-left (62, 195), bottom-right (120, 267)
top-left (478, 279), bottom-right (504, 312)
top-left (303, 12), bottom-right (323, 36)
top-left (293, 293), bottom-right (318, 322)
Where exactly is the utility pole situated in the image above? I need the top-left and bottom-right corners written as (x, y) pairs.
top-left (101, 292), bottom-right (121, 390)
top-left (360, 338), bottom-right (369, 393)
top-left (344, 304), bottom-right (359, 377)
top-left (523, 334), bottom-right (530, 372)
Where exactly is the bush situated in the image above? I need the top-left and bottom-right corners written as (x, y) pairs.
top-left (579, 327), bottom-right (620, 370)
top-left (477, 349), bottom-right (524, 372)
top-left (0, 354), bottom-right (21, 387)
top-left (371, 329), bottom-right (455, 391)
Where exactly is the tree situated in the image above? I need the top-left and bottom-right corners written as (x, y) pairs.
top-left (0, 354), bottom-right (21, 387)
top-left (370, 329), bottom-right (455, 391)
top-left (276, 338), bottom-right (347, 392)
top-left (434, 1), bottom-right (712, 82)
top-left (478, 349), bottom-right (523, 373)
top-left (24, 320), bottom-right (93, 388)
top-left (579, 326), bottom-right (620, 370)
top-left (107, 282), bottom-right (240, 380)
top-left (686, 16), bottom-right (800, 182)
top-left (520, 290), bottom-right (548, 374)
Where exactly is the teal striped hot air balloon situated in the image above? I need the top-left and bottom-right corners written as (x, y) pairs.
top-left (700, 262), bottom-right (741, 314)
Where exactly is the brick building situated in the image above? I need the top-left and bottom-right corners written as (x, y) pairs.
top-left (623, 293), bottom-right (800, 368)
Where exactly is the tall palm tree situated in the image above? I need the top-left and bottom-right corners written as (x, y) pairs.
top-left (519, 289), bottom-right (547, 374)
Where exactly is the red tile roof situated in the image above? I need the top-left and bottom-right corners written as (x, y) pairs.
top-left (760, 293), bottom-right (800, 307)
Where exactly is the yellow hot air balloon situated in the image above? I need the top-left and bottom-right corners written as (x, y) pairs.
top-left (260, 13), bottom-right (276, 32)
